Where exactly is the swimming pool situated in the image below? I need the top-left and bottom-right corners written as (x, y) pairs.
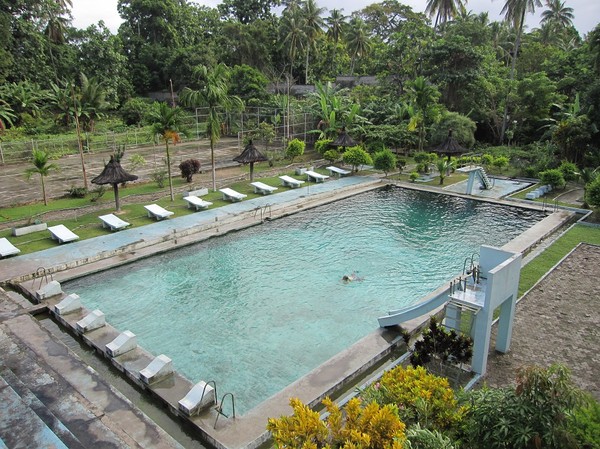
top-left (64, 187), bottom-right (544, 414)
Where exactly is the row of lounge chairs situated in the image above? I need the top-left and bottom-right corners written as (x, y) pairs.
top-left (1, 169), bottom-right (349, 257)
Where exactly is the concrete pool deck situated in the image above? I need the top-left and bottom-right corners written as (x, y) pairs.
top-left (0, 176), bottom-right (578, 449)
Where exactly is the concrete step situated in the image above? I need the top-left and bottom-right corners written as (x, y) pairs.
top-left (0, 314), bottom-right (183, 449)
top-left (1, 368), bottom-right (83, 448)
top-left (0, 376), bottom-right (69, 449)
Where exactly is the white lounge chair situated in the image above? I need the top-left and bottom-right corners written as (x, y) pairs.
top-left (279, 175), bottom-right (305, 188)
top-left (144, 204), bottom-right (174, 220)
top-left (48, 225), bottom-right (79, 244)
top-left (99, 213), bottom-right (131, 231)
top-left (326, 166), bottom-right (351, 177)
top-left (183, 195), bottom-right (213, 211)
top-left (305, 170), bottom-right (329, 183)
top-left (219, 188), bottom-right (247, 202)
top-left (0, 237), bottom-right (20, 257)
top-left (250, 181), bottom-right (278, 195)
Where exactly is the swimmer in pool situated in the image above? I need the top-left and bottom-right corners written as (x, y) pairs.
top-left (342, 272), bottom-right (363, 282)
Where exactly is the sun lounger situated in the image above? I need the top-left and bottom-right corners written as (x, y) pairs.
top-left (99, 213), bottom-right (131, 231)
top-left (279, 175), bottom-right (305, 188)
top-left (0, 237), bottom-right (20, 257)
top-left (48, 225), bottom-right (79, 244)
top-left (183, 195), bottom-right (213, 211)
top-left (144, 204), bottom-right (174, 220)
top-left (305, 170), bottom-right (329, 183)
top-left (326, 166), bottom-right (352, 177)
top-left (219, 187), bottom-right (247, 202)
top-left (250, 181), bottom-right (278, 195)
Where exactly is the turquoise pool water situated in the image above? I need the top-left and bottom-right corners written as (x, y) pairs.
top-left (65, 187), bottom-right (544, 414)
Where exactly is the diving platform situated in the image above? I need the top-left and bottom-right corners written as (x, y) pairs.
top-left (457, 165), bottom-right (493, 194)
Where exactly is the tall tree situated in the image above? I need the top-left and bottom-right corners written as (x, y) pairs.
top-left (179, 64), bottom-right (243, 192)
top-left (25, 149), bottom-right (59, 206)
top-left (406, 76), bottom-right (442, 151)
top-left (346, 17), bottom-right (371, 75)
top-left (326, 9), bottom-right (346, 73)
top-left (218, 0), bottom-right (280, 24)
top-left (281, 6), bottom-right (305, 82)
top-left (146, 102), bottom-right (187, 201)
top-left (300, 0), bottom-right (325, 84)
top-left (499, 0), bottom-right (543, 143)
top-left (425, 0), bottom-right (465, 29)
top-left (540, 0), bottom-right (574, 29)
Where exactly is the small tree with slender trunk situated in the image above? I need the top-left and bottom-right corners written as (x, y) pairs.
top-left (25, 149), bottom-right (59, 206)
top-left (146, 102), bottom-right (187, 201)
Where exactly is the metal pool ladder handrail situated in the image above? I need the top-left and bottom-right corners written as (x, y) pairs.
top-left (214, 392), bottom-right (236, 429)
top-left (35, 266), bottom-right (53, 289)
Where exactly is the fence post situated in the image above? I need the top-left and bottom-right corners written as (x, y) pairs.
top-left (0, 141), bottom-right (4, 164)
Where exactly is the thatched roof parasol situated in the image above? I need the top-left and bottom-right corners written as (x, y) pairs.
top-left (91, 156), bottom-right (138, 211)
top-left (431, 129), bottom-right (468, 160)
top-left (233, 140), bottom-right (268, 181)
top-left (331, 127), bottom-right (357, 149)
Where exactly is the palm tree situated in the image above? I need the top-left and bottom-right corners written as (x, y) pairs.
top-left (326, 9), bottom-right (346, 73)
top-left (179, 64), bottom-right (243, 192)
top-left (407, 76), bottom-right (441, 152)
top-left (25, 149), bottom-right (59, 206)
top-left (301, 0), bottom-right (325, 84)
top-left (540, 0), bottom-right (574, 29)
top-left (425, 0), bottom-right (465, 28)
top-left (281, 6), bottom-right (306, 82)
top-left (78, 74), bottom-right (107, 132)
top-left (499, 0), bottom-right (543, 143)
top-left (147, 102), bottom-right (187, 201)
top-left (346, 18), bottom-right (371, 75)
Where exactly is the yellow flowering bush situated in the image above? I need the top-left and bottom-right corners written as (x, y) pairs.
top-left (267, 397), bottom-right (406, 449)
top-left (360, 365), bottom-right (463, 431)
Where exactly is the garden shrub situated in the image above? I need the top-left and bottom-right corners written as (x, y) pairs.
top-left (343, 145), bottom-right (373, 171)
top-left (151, 169), bottom-right (167, 188)
top-left (460, 364), bottom-right (583, 449)
top-left (405, 424), bottom-right (456, 449)
top-left (267, 397), bottom-right (406, 449)
top-left (558, 161), bottom-right (578, 182)
top-left (540, 168), bottom-right (566, 189)
top-left (323, 149), bottom-right (340, 163)
top-left (481, 153), bottom-right (494, 167)
top-left (373, 148), bottom-right (397, 176)
top-left (492, 156), bottom-right (509, 172)
top-left (286, 138), bottom-right (305, 162)
top-left (586, 177), bottom-right (600, 209)
top-left (567, 394), bottom-right (600, 449)
top-left (410, 171), bottom-right (420, 182)
top-left (179, 159), bottom-right (201, 182)
top-left (314, 138), bottom-right (333, 154)
top-left (360, 365), bottom-right (463, 431)
top-left (68, 186), bottom-right (87, 198)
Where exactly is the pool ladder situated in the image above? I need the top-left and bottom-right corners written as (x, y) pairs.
top-left (34, 267), bottom-right (53, 289)
top-left (254, 204), bottom-right (272, 221)
top-left (214, 392), bottom-right (236, 429)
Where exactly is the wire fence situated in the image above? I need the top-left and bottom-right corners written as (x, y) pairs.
top-left (0, 110), bottom-right (317, 165)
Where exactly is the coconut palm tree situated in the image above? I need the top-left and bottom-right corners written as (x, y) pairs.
top-left (301, 0), bottom-right (325, 84)
top-left (281, 6), bottom-right (305, 82)
top-left (326, 9), bottom-right (346, 72)
top-left (179, 64), bottom-right (243, 192)
top-left (346, 17), bottom-right (371, 75)
top-left (540, 0), bottom-right (574, 29)
top-left (25, 149), bottom-right (59, 206)
top-left (146, 102), bottom-right (187, 201)
top-left (499, 0), bottom-right (543, 143)
top-left (425, 0), bottom-right (465, 29)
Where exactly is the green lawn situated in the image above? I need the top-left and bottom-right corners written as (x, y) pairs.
top-left (0, 171), bottom-right (311, 255)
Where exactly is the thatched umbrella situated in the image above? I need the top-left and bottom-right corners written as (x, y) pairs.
top-left (431, 129), bottom-right (468, 160)
top-left (91, 156), bottom-right (138, 211)
top-left (330, 127), bottom-right (357, 149)
top-left (233, 140), bottom-right (268, 181)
